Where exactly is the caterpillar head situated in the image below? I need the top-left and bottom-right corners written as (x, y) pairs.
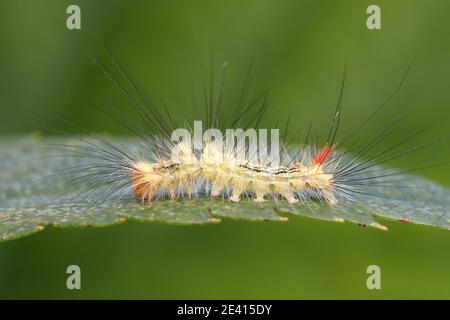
top-left (130, 161), bottom-right (162, 201)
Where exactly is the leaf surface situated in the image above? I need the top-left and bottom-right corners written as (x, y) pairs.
top-left (1, 135), bottom-right (449, 242)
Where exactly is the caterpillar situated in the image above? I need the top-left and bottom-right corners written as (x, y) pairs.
top-left (57, 50), bottom-right (446, 211)
top-left (131, 141), bottom-right (336, 204)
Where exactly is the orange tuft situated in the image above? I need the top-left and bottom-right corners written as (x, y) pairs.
top-left (313, 145), bottom-right (335, 166)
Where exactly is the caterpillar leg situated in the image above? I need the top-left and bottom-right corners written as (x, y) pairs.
top-left (280, 191), bottom-right (299, 204)
top-left (168, 186), bottom-right (177, 200)
top-left (211, 183), bottom-right (224, 197)
top-left (254, 191), bottom-right (266, 202)
top-left (185, 186), bottom-right (193, 199)
top-left (230, 188), bottom-right (243, 202)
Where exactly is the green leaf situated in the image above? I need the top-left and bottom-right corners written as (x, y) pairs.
top-left (1, 135), bottom-right (449, 242)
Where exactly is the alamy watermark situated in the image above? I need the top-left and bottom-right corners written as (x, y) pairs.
top-left (66, 264), bottom-right (81, 290)
top-left (66, 5), bottom-right (81, 30)
top-left (366, 5), bottom-right (381, 30)
top-left (366, 265), bottom-right (381, 290)
top-left (171, 120), bottom-right (281, 167)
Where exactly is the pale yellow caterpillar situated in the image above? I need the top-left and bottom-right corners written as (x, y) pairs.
top-left (130, 142), bottom-right (336, 204)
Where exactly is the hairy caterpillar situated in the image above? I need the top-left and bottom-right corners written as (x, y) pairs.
top-left (131, 142), bottom-right (335, 204)
top-left (57, 49), bottom-right (447, 213)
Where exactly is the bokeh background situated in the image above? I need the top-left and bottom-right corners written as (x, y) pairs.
top-left (1, 0), bottom-right (450, 299)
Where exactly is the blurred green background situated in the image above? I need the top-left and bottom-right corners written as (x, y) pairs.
top-left (1, 0), bottom-right (450, 299)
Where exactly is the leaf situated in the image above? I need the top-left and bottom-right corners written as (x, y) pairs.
top-left (0, 135), bottom-right (449, 242)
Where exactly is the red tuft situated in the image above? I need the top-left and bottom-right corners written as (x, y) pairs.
top-left (314, 145), bottom-right (335, 166)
